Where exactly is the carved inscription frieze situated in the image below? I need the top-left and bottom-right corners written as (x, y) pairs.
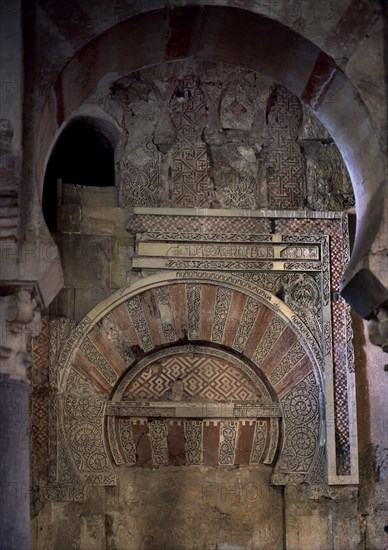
top-left (133, 234), bottom-right (321, 272)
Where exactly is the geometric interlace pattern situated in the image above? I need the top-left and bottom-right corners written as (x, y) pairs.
top-left (125, 353), bottom-right (260, 402)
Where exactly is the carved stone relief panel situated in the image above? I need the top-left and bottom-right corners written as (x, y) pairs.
top-left (106, 345), bottom-right (280, 468)
top-left (273, 373), bottom-right (320, 483)
top-left (169, 75), bottom-right (211, 207)
top-left (129, 209), bottom-right (356, 482)
top-left (31, 268), bottom-right (329, 500)
top-left (31, 210), bottom-right (357, 500)
top-left (121, 352), bottom-right (264, 403)
top-left (104, 61), bottom-right (352, 211)
top-left (266, 86), bottom-right (305, 208)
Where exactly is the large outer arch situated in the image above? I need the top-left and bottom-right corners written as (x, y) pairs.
top-left (35, 5), bottom-right (385, 305)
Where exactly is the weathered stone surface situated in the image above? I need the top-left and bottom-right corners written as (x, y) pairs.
top-left (103, 61), bottom-right (353, 212)
top-left (80, 186), bottom-right (118, 208)
top-left (32, 468), bottom-right (284, 550)
top-left (73, 289), bottom-right (116, 323)
top-left (303, 142), bottom-right (354, 211)
top-left (79, 207), bottom-right (128, 236)
top-left (299, 104), bottom-right (330, 140)
top-left (284, 485), bottom-right (362, 550)
top-left (48, 288), bottom-right (75, 319)
top-left (56, 234), bottom-right (112, 289)
top-left (57, 204), bottom-right (82, 233)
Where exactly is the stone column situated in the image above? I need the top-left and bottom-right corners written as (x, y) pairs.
top-left (0, 290), bottom-right (40, 550)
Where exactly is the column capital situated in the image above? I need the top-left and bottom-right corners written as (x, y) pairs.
top-left (0, 289), bottom-right (41, 382)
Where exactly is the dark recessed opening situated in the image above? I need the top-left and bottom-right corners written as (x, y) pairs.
top-left (42, 119), bottom-right (115, 231)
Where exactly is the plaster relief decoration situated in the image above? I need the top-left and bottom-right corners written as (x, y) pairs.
top-left (105, 61), bottom-right (350, 210)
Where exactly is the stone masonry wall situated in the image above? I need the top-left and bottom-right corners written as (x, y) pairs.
top-left (29, 61), bottom-right (387, 550)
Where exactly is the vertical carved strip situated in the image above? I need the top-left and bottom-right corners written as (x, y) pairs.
top-left (149, 420), bottom-right (169, 466)
top-left (250, 421), bottom-right (267, 464)
top-left (101, 312), bottom-right (135, 365)
top-left (264, 418), bottom-right (279, 464)
top-left (266, 85), bottom-right (304, 208)
top-left (323, 321), bottom-right (332, 358)
top-left (153, 286), bottom-right (176, 343)
top-left (219, 421), bottom-right (237, 465)
top-left (126, 297), bottom-right (154, 351)
top-left (252, 316), bottom-right (286, 365)
top-left (107, 416), bottom-right (124, 466)
top-left (233, 298), bottom-right (261, 352)
top-left (322, 236), bottom-right (331, 306)
top-left (79, 337), bottom-right (118, 385)
top-left (184, 420), bottom-right (202, 465)
top-left (211, 287), bottom-right (232, 343)
top-left (187, 284), bottom-right (201, 340)
top-left (118, 419), bottom-right (136, 465)
top-left (269, 341), bottom-right (305, 386)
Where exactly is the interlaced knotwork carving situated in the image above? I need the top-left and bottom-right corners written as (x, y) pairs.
top-left (187, 284), bottom-right (201, 340)
top-left (149, 420), bottom-right (169, 465)
top-left (120, 147), bottom-right (159, 207)
top-left (266, 86), bottom-right (304, 208)
top-left (233, 298), bottom-right (262, 352)
top-left (269, 341), bottom-right (306, 386)
top-left (250, 421), bottom-right (267, 464)
top-left (118, 419), bottom-right (136, 464)
top-left (184, 421), bottom-right (202, 465)
top-left (126, 297), bottom-right (154, 351)
top-left (219, 421), bottom-right (237, 465)
top-left (124, 353), bottom-right (260, 402)
top-left (36, 210), bottom-right (357, 490)
top-left (170, 76), bottom-right (211, 207)
top-left (79, 337), bottom-right (118, 385)
top-left (211, 287), bottom-right (232, 343)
